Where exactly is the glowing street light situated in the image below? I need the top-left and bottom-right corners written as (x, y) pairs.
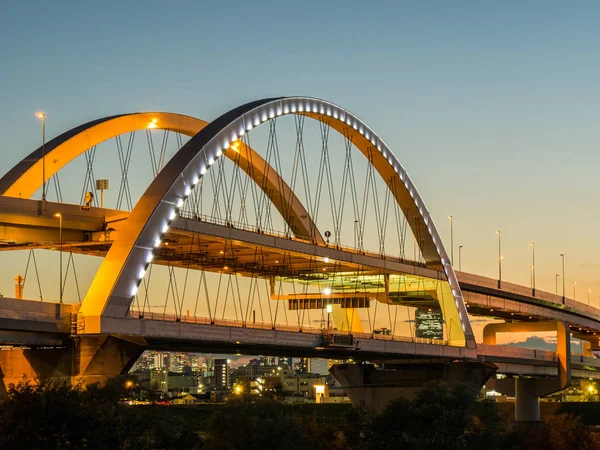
top-left (54, 212), bottom-right (63, 303)
top-left (530, 242), bottom-right (536, 296)
top-left (560, 254), bottom-right (566, 304)
top-left (496, 231), bottom-right (502, 288)
top-left (35, 112), bottom-right (46, 201)
top-left (448, 215), bottom-right (453, 265)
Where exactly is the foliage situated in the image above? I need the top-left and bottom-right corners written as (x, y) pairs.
top-left (508, 413), bottom-right (600, 450)
top-left (204, 396), bottom-right (344, 450)
top-left (348, 382), bottom-right (508, 450)
top-left (3, 379), bottom-right (600, 450)
top-left (0, 378), bottom-right (200, 450)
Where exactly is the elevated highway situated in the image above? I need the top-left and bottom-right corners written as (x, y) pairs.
top-left (1, 196), bottom-right (599, 344)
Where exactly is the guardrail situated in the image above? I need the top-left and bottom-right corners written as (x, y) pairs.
top-left (128, 310), bottom-right (448, 346)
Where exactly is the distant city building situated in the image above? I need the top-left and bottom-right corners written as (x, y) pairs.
top-left (150, 368), bottom-right (168, 392)
top-left (294, 357), bottom-right (310, 374)
top-left (278, 357), bottom-right (293, 367)
top-left (309, 359), bottom-right (329, 375)
top-left (214, 358), bottom-right (230, 389)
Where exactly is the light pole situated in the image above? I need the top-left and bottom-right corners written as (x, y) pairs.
top-left (555, 274), bottom-right (559, 295)
top-left (530, 242), bottom-right (535, 296)
top-left (36, 112), bottom-right (46, 201)
top-left (573, 281), bottom-right (577, 301)
top-left (458, 245), bottom-right (463, 271)
top-left (54, 213), bottom-right (63, 303)
top-left (496, 230), bottom-right (502, 288)
top-left (560, 254), bottom-right (565, 304)
top-left (448, 215), bottom-right (454, 265)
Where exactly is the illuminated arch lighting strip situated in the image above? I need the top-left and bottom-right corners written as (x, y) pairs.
top-left (80, 97), bottom-right (473, 348)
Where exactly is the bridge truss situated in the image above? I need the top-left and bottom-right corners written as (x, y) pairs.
top-left (0, 97), bottom-right (474, 348)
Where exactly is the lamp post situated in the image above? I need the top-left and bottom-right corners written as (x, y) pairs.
top-left (458, 245), bottom-right (463, 271)
top-left (530, 242), bottom-right (535, 296)
top-left (573, 281), bottom-right (577, 301)
top-left (36, 112), bottom-right (46, 201)
top-left (555, 274), bottom-right (559, 295)
top-left (496, 230), bottom-right (502, 288)
top-left (448, 215), bottom-right (453, 265)
top-left (560, 254), bottom-right (565, 304)
top-left (54, 213), bottom-right (63, 303)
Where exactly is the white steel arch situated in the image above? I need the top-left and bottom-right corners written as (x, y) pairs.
top-left (78, 97), bottom-right (474, 347)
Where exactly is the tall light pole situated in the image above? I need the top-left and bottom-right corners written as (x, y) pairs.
top-left (36, 112), bottom-right (46, 201)
top-left (448, 215), bottom-right (454, 265)
top-left (54, 213), bottom-right (63, 303)
top-left (555, 274), bottom-right (559, 295)
top-left (458, 245), bottom-right (463, 272)
top-left (496, 230), bottom-right (502, 288)
top-left (560, 254), bottom-right (565, 304)
top-left (573, 281), bottom-right (577, 301)
top-left (530, 242), bottom-right (536, 296)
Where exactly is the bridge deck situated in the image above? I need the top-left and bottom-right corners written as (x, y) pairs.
top-left (2, 298), bottom-right (600, 379)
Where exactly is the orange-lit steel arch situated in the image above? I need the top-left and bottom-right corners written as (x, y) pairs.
top-left (0, 112), bottom-right (322, 243)
top-left (78, 98), bottom-right (474, 348)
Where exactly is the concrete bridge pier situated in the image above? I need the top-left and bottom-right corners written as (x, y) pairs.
top-left (483, 320), bottom-right (571, 422)
top-left (329, 360), bottom-right (497, 411)
top-left (0, 335), bottom-right (146, 393)
top-left (487, 376), bottom-right (568, 422)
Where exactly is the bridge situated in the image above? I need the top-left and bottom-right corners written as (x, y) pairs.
top-left (0, 97), bottom-right (597, 421)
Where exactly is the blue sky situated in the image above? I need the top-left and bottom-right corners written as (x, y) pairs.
top-left (1, 1), bottom-right (600, 305)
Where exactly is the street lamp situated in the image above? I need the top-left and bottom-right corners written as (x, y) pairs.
top-left (555, 274), bottom-right (559, 295)
top-left (326, 304), bottom-right (333, 330)
top-left (560, 254), bottom-right (565, 304)
top-left (458, 245), bottom-right (463, 272)
top-left (530, 242), bottom-right (535, 296)
top-left (448, 215), bottom-right (453, 265)
top-left (54, 213), bottom-right (63, 303)
top-left (35, 112), bottom-right (46, 201)
top-left (573, 281), bottom-right (577, 301)
top-left (496, 230), bottom-right (502, 288)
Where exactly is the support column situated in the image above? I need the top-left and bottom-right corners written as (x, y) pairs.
top-left (330, 360), bottom-right (497, 411)
top-left (483, 320), bottom-right (571, 422)
top-left (0, 334), bottom-right (146, 394)
top-left (515, 378), bottom-right (540, 422)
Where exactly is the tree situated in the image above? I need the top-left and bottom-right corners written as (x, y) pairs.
top-left (205, 397), bottom-right (343, 450)
top-left (355, 382), bottom-right (508, 450)
top-left (0, 378), bottom-right (200, 450)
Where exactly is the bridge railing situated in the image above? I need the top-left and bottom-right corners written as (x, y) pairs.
top-left (127, 310), bottom-right (448, 346)
top-left (457, 271), bottom-right (600, 320)
top-left (176, 211), bottom-right (427, 269)
top-left (477, 343), bottom-right (557, 362)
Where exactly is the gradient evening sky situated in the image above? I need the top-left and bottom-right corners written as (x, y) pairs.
top-left (1, 1), bottom-right (600, 311)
